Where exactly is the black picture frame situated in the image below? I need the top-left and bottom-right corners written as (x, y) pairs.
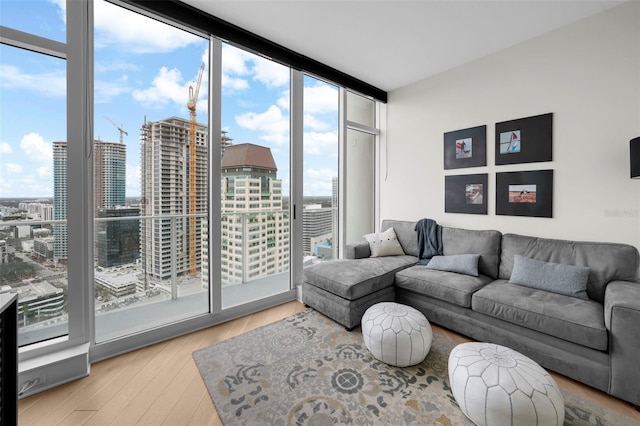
top-left (444, 125), bottom-right (486, 169)
top-left (445, 173), bottom-right (488, 214)
top-left (495, 113), bottom-right (552, 165)
top-left (496, 170), bottom-right (553, 217)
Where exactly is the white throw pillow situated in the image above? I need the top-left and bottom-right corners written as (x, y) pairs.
top-left (363, 227), bottom-right (405, 257)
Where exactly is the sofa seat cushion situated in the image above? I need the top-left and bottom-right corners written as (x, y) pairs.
top-left (472, 280), bottom-right (607, 351)
top-left (394, 265), bottom-right (493, 308)
top-left (304, 255), bottom-right (418, 300)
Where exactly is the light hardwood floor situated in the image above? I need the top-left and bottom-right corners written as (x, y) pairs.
top-left (18, 301), bottom-right (640, 425)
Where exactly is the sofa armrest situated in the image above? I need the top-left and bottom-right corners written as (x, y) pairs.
top-left (604, 280), bottom-right (640, 405)
top-left (345, 241), bottom-right (371, 259)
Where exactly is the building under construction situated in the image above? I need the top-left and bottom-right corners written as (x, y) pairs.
top-left (139, 116), bottom-right (210, 282)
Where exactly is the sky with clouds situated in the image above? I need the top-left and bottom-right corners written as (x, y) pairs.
top-left (0, 0), bottom-right (339, 199)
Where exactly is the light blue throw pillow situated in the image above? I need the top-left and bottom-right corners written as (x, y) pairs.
top-left (509, 255), bottom-right (590, 300)
top-left (425, 254), bottom-right (480, 277)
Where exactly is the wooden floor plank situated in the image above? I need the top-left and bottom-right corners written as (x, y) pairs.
top-left (19, 350), bottom-right (142, 426)
top-left (17, 301), bottom-right (640, 425)
top-left (81, 335), bottom-right (191, 425)
top-left (75, 342), bottom-right (168, 414)
top-left (57, 411), bottom-right (97, 426)
top-left (110, 331), bottom-right (206, 425)
top-left (186, 393), bottom-right (220, 426)
top-left (160, 372), bottom-right (212, 426)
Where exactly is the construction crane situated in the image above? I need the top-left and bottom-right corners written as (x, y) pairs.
top-left (188, 62), bottom-right (205, 276)
top-left (104, 115), bottom-right (128, 144)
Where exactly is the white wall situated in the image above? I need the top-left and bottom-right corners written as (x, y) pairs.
top-left (382, 1), bottom-right (640, 252)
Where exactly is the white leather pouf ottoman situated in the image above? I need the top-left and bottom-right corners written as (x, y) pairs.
top-left (448, 342), bottom-right (565, 426)
top-left (361, 302), bottom-right (432, 367)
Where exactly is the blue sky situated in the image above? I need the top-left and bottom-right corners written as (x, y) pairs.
top-left (0, 0), bottom-right (339, 199)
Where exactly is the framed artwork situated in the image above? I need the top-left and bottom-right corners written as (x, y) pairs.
top-left (445, 173), bottom-right (488, 214)
top-left (444, 125), bottom-right (486, 169)
top-left (495, 113), bottom-right (552, 165)
top-left (496, 170), bottom-right (553, 217)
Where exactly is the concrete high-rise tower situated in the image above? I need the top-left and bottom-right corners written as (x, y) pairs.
top-left (220, 143), bottom-right (289, 285)
top-left (54, 140), bottom-right (128, 263)
top-left (53, 141), bottom-right (67, 261)
top-left (139, 117), bottom-right (208, 282)
top-left (94, 140), bottom-right (126, 211)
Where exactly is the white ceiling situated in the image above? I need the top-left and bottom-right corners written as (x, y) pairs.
top-left (180, 0), bottom-right (625, 92)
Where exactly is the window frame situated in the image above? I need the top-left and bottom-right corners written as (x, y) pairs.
top-left (4, 0), bottom-right (384, 393)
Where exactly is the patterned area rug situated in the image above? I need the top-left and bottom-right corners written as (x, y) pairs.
top-left (193, 309), bottom-right (635, 425)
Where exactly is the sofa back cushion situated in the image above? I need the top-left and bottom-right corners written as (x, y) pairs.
top-left (381, 220), bottom-right (419, 257)
top-left (500, 233), bottom-right (639, 303)
top-left (441, 227), bottom-right (502, 279)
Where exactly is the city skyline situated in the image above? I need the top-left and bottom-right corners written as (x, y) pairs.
top-left (0, 0), bottom-right (339, 200)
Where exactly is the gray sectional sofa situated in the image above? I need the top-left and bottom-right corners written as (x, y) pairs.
top-left (302, 219), bottom-right (640, 406)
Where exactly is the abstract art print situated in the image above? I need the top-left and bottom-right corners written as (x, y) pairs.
top-left (495, 113), bottom-right (552, 165)
top-left (496, 170), bottom-right (553, 217)
top-left (445, 173), bottom-right (488, 214)
top-left (444, 125), bottom-right (486, 169)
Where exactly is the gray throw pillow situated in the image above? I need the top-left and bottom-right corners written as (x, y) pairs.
top-left (509, 255), bottom-right (590, 300)
top-left (425, 254), bottom-right (480, 277)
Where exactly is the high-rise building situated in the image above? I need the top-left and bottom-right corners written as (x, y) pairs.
top-left (96, 207), bottom-right (140, 268)
top-left (94, 140), bottom-right (126, 211)
top-left (93, 140), bottom-right (129, 268)
top-left (302, 204), bottom-right (333, 256)
top-left (33, 237), bottom-right (54, 260)
top-left (54, 140), bottom-right (128, 262)
top-left (220, 143), bottom-right (289, 285)
top-left (139, 117), bottom-right (208, 282)
top-left (53, 141), bottom-right (67, 261)
top-left (0, 240), bottom-right (7, 264)
top-left (220, 130), bottom-right (233, 157)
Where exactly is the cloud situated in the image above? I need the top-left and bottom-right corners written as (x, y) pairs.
top-left (304, 114), bottom-right (332, 132)
top-left (222, 45), bottom-right (251, 76)
top-left (10, 177), bottom-right (51, 198)
top-left (222, 75), bottom-right (249, 92)
top-left (0, 142), bottom-right (12, 155)
top-left (94, 0), bottom-right (205, 54)
top-left (95, 62), bottom-right (140, 73)
top-left (277, 84), bottom-right (338, 131)
top-left (304, 131), bottom-right (338, 157)
top-left (221, 45), bottom-right (289, 92)
top-left (50, 0), bottom-right (66, 24)
top-left (304, 83), bottom-right (339, 115)
top-left (0, 65), bottom-right (66, 97)
top-left (0, 165), bottom-right (51, 198)
top-left (20, 133), bottom-right (53, 164)
top-left (95, 74), bottom-right (131, 104)
top-left (36, 166), bottom-right (51, 179)
top-left (132, 66), bottom-right (209, 117)
top-left (305, 167), bottom-right (337, 196)
top-left (132, 67), bottom-right (188, 108)
top-left (251, 56), bottom-right (289, 89)
top-left (5, 163), bottom-right (23, 174)
top-left (221, 46), bottom-right (251, 93)
top-left (236, 105), bottom-right (289, 145)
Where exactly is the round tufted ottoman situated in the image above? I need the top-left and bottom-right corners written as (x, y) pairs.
top-left (448, 342), bottom-right (565, 426)
top-left (361, 302), bottom-right (432, 367)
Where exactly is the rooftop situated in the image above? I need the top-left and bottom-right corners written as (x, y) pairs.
top-left (221, 143), bottom-right (277, 171)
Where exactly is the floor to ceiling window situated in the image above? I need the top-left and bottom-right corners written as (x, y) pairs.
top-left (302, 76), bottom-right (339, 263)
top-left (92, 0), bottom-right (210, 342)
top-left (220, 43), bottom-right (291, 308)
top-left (0, 4), bottom-right (69, 347)
top-left (344, 91), bottom-right (379, 245)
top-left (2, 0), bottom-right (384, 396)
